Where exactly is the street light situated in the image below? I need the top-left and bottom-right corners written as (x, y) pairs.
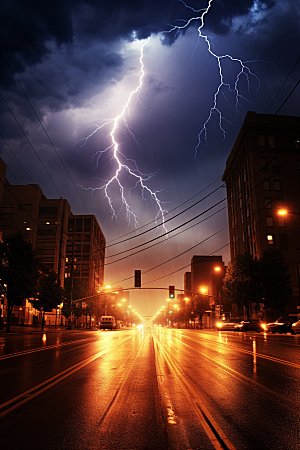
top-left (277, 209), bottom-right (300, 216)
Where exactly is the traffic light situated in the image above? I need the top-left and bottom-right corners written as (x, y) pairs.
top-left (169, 285), bottom-right (175, 298)
top-left (134, 270), bottom-right (141, 287)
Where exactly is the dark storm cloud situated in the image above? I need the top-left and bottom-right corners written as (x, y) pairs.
top-left (0, 0), bottom-right (270, 88)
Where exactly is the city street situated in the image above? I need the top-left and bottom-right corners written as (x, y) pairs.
top-left (1, 327), bottom-right (300, 450)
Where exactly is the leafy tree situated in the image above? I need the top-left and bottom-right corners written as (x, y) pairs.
top-left (222, 253), bottom-right (261, 318)
top-left (30, 271), bottom-right (65, 331)
top-left (0, 232), bottom-right (38, 332)
top-left (259, 248), bottom-right (292, 315)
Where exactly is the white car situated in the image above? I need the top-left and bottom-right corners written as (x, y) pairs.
top-left (291, 320), bottom-right (300, 334)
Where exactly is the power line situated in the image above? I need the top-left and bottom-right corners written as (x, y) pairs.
top-left (0, 50), bottom-right (92, 215)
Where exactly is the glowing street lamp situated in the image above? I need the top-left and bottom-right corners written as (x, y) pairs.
top-left (277, 209), bottom-right (300, 216)
top-left (277, 209), bottom-right (287, 216)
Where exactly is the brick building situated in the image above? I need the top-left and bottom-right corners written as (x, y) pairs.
top-left (222, 111), bottom-right (300, 311)
top-left (65, 215), bottom-right (106, 296)
top-left (0, 158), bottom-right (106, 325)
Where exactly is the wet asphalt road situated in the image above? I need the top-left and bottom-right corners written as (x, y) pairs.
top-left (1, 326), bottom-right (300, 450)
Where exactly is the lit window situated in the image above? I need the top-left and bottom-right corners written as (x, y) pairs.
top-left (267, 235), bottom-right (274, 244)
top-left (295, 139), bottom-right (300, 149)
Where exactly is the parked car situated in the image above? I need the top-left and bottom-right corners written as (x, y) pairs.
top-left (291, 320), bottom-right (300, 334)
top-left (216, 320), bottom-right (239, 331)
top-left (267, 321), bottom-right (293, 334)
top-left (234, 320), bottom-right (265, 332)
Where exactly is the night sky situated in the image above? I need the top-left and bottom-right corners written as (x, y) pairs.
top-left (1, 0), bottom-right (299, 317)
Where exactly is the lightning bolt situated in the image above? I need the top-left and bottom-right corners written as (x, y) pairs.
top-left (162, 0), bottom-right (261, 157)
top-left (77, 37), bottom-right (169, 232)
top-left (77, 0), bottom-right (264, 226)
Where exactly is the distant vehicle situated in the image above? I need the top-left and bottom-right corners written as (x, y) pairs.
top-left (100, 316), bottom-right (117, 330)
top-left (216, 320), bottom-right (239, 331)
top-left (234, 320), bottom-right (264, 332)
top-left (267, 321), bottom-right (293, 334)
top-left (291, 320), bottom-right (300, 334)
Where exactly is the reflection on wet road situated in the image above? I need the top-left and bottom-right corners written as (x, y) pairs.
top-left (1, 327), bottom-right (300, 449)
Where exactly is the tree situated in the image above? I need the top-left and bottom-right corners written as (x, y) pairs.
top-left (259, 248), bottom-right (292, 316)
top-left (30, 271), bottom-right (65, 331)
top-left (222, 253), bottom-right (261, 318)
top-left (0, 231), bottom-right (38, 332)
top-left (63, 278), bottom-right (88, 326)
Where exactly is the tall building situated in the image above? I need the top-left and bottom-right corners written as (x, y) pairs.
top-left (65, 215), bottom-right (106, 295)
top-left (0, 158), bottom-right (106, 325)
top-left (0, 174), bottom-right (71, 286)
top-left (222, 111), bottom-right (300, 309)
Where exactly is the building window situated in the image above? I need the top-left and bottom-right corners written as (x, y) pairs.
top-left (279, 234), bottom-right (288, 250)
top-left (84, 218), bottom-right (91, 232)
top-left (68, 219), bottom-right (74, 232)
top-left (265, 198), bottom-right (272, 209)
top-left (267, 234), bottom-right (274, 244)
top-left (76, 218), bottom-right (83, 232)
top-left (274, 180), bottom-right (281, 191)
top-left (260, 157), bottom-right (268, 173)
top-left (266, 217), bottom-right (274, 227)
top-left (272, 157), bottom-right (278, 167)
top-left (295, 139), bottom-right (300, 149)
top-left (278, 216), bottom-right (285, 227)
top-left (18, 204), bottom-right (32, 212)
top-left (263, 180), bottom-right (270, 190)
top-left (245, 185), bottom-right (249, 200)
top-left (269, 135), bottom-right (276, 148)
top-left (253, 220), bottom-right (256, 235)
top-left (259, 135), bottom-right (266, 147)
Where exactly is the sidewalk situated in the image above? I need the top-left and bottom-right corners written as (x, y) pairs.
top-left (0, 324), bottom-right (99, 335)
top-left (0, 324), bottom-right (68, 334)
